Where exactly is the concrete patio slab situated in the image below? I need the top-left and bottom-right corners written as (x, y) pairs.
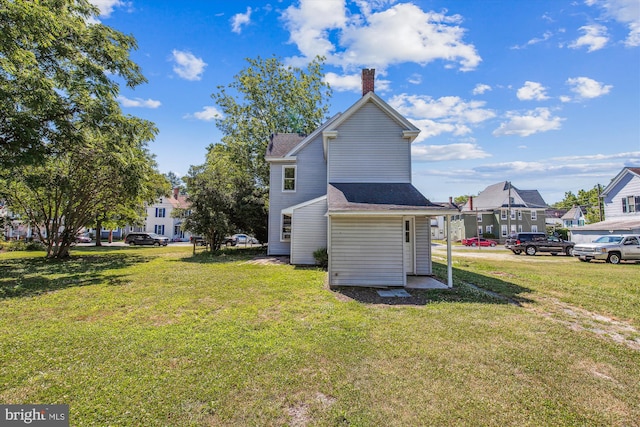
top-left (405, 276), bottom-right (449, 290)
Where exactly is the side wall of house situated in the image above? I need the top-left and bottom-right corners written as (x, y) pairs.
top-left (327, 102), bottom-right (411, 184)
top-left (329, 216), bottom-right (404, 286)
top-left (603, 173), bottom-right (640, 219)
top-left (290, 197), bottom-right (327, 265)
top-left (267, 135), bottom-right (327, 255)
top-left (415, 216), bottom-right (432, 275)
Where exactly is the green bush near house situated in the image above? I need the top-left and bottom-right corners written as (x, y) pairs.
top-left (313, 247), bottom-right (328, 269)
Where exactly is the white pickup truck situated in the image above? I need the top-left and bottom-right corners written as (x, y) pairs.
top-left (573, 234), bottom-right (640, 264)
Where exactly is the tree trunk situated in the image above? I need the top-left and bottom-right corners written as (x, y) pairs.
top-left (95, 218), bottom-right (103, 246)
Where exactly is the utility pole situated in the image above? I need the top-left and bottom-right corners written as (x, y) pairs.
top-left (507, 181), bottom-right (512, 235)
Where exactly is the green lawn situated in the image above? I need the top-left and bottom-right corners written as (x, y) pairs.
top-left (1, 246), bottom-right (638, 426)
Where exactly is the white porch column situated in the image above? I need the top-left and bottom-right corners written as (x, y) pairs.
top-left (446, 214), bottom-right (453, 288)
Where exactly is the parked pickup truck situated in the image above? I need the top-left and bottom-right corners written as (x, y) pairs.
top-left (573, 234), bottom-right (640, 264)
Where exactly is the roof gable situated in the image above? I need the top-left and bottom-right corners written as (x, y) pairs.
top-left (466, 181), bottom-right (548, 210)
top-left (322, 92), bottom-right (420, 156)
top-left (601, 166), bottom-right (640, 197)
top-left (326, 92), bottom-right (419, 135)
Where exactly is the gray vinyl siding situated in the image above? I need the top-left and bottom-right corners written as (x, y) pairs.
top-left (267, 135), bottom-right (327, 255)
top-left (328, 102), bottom-right (411, 183)
top-left (290, 197), bottom-right (327, 265)
top-left (329, 216), bottom-right (404, 287)
top-left (604, 173), bottom-right (640, 219)
top-left (415, 217), bottom-right (432, 275)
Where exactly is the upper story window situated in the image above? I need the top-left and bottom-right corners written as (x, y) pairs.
top-left (283, 165), bottom-right (296, 192)
top-left (501, 209), bottom-right (507, 220)
top-left (155, 208), bottom-right (166, 218)
top-left (476, 213), bottom-right (482, 222)
top-left (510, 209), bottom-right (516, 220)
top-left (622, 195), bottom-right (640, 213)
top-left (531, 210), bottom-right (537, 220)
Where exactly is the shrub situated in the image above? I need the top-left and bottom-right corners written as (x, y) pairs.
top-left (25, 241), bottom-right (46, 251)
top-left (313, 247), bottom-right (328, 269)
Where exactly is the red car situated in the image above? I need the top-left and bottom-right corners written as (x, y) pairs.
top-left (461, 237), bottom-right (497, 247)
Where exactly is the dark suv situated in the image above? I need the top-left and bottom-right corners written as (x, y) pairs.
top-left (125, 232), bottom-right (169, 246)
top-left (505, 232), bottom-right (574, 256)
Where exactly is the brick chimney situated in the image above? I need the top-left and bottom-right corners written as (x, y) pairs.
top-left (362, 68), bottom-right (375, 96)
top-left (173, 187), bottom-right (179, 200)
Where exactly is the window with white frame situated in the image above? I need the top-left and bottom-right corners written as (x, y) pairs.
top-left (518, 225), bottom-right (523, 233)
top-left (155, 207), bottom-right (166, 218)
top-left (531, 210), bottom-right (537, 220)
top-left (510, 224), bottom-right (516, 234)
top-left (478, 226), bottom-right (483, 236)
top-left (501, 209), bottom-right (507, 220)
top-left (477, 213), bottom-right (482, 222)
top-left (486, 225), bottom-right (493, 235)
top-left (510, 209), bottom-right (516, 220)
top-left (154, 224), bottom-right (165, 235)
top-left (281, 214), bottom-right (292, 241)
top-left (282, 165), bottom-right (296, 192)
top-left (622, 195), bottom-right (639, 213)
top-left (518, 210), bottom-right (522, 220)
top-left (501, 225), bottom-right (508, 236)
top-left (532, 225), bottom-right (538, 232)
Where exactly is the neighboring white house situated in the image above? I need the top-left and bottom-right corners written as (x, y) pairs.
top-left (561, 205), bottom-right (587, 228)
top-left (141, 188), bottom-right (192, 242)
top-left (266, 69), bottom-right (458, 288)
top-left (569, 167), bottom-right (640, 244)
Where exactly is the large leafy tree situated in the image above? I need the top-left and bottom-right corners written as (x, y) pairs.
top-left (212, 55), bottom-right (332, 187)
top-left (0, 0), bottom-right (146, 168)
top-left (552, 184), bottom-right (604, 223)
top-left (178, 145), bottom-right (268, 251)
top-left (3, 119), bottom-right (161, 258)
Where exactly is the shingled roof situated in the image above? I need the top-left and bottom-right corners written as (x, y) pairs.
top-left (265, 133), bottom-right (306, 158)
top-left (465, 181), bottom-right (548, 210)
top-left (328, 183), bottom-right (454, 212)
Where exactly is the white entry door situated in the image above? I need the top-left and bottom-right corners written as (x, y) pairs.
top-left (403, 217), bottom-right (415, 274)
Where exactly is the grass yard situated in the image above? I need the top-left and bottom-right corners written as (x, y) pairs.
top-left (0, 245), bottom-right (639, 426)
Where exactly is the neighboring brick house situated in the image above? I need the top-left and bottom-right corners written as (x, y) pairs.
top-left (266, 69), bottom-right (458, 288)
top-left (569, 167), bottom-right (640, 244)
top-left (449, 181), bottom-right (548, 242)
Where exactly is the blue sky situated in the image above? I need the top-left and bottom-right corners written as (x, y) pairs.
top-left (94, 0), bottom-right (639, 204)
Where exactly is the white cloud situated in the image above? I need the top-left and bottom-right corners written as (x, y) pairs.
top-left (472, 84), bottom-right (491, 95)
top-left (566, 76), bottom-right (612, 99)
top-left (569, 24), bottom-right (609, 52)
top-left (231, 7), bottom-right (252, 34)
top-left (282, 1), bottom-right (481, 72)
top-left (188, 106), bottom-right (224, 122)
top-left (117, 96), bottom-right (161, 108)
top-left (493, 108), bottom-right (564, 137)
top-left (407, 73), bottom-right (422, 85)
top-left (170, 50), bottom-right (207, 81)
top-left (517, 81), bottom-right (549, 101)
top-left (323, 72), bottom-right (391, 92)
top-left (511, 31), bottom-right (553, 49)
top-left (586, 0), bottom-right (640, 47)
top-left (89, 0), bottom-right (127, 17)
top-left (412, 143), bottom-right (491, 161)
top-left (389, 94), bottom-right (495, 142)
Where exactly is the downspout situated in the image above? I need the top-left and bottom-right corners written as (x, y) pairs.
top-left (446, 214), bottom-right (453, 288)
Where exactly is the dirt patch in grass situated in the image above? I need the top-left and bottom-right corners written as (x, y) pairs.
top-left (528, 296), bottom-right (640, 351)
top-left (245, 256), bottom-right (290, 265)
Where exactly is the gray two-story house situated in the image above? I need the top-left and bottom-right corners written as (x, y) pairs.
top-left (266, 69), bottom-right (458, 288)
top-left (450, 181), bottom-right (548, 242)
